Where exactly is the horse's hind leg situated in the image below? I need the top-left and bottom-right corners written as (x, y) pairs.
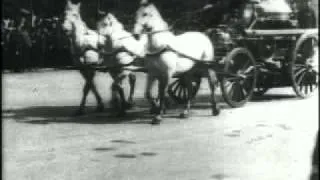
top-left (207, 68), bottom-right (220, 116)
top-left (127, 73), bottom-right (136, 107)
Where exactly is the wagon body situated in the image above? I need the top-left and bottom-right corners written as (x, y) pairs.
top-left (208, 0), bottom-right (319, 101)
top-left (244, 28), bottom-right (318, 90)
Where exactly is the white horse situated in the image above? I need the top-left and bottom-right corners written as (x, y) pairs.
top-left (62, 0), bottom-right (107, 115)
top-left (96, 13), bottom-right (147, 115)
top-left (134, 2), bottom-right (220, 124)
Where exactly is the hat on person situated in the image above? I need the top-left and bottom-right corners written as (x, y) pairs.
top-left (20, 8), bottom-right (32, 16)
top-left (140, 0), bottom-right (150, 6)
top-left (98, 10), bottom-right (107, 16)
top-left (248, 0), bottom-right (261, 4)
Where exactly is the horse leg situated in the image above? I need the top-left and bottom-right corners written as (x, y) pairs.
top-left (152, 75), bottom-right (169, 125)
top-left (207, 68), bottom-right (220, 116)
top-left (111, 73), bottom-right (128, 116)
top-left (88, 70), bottom-right (104, 113)
top-left (145, 75), bottom-right (158, 114)
top-left (76, 69), bottom-right (92, 115)
top-left (180, 75), bottom-right (192, 119)
top-left (127, 73), bottom-right (136, 107)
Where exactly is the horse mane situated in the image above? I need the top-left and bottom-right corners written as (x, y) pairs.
top-left (146, 3), bottom-right (162, 19)
top-left (108, 13), bottom-right (124, 31)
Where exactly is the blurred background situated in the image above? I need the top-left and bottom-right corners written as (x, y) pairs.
top-left (1, 0), bottom-right (318, 72)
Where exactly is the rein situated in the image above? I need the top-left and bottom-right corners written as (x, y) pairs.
top-left (97, 32), bottom-right (142, 58)
top-left (142, 29), bottom-right (211, 64)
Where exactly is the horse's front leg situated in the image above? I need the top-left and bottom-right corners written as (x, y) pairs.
top-left (87, 70), bottom-right (104, 112)
top-left (111, 72), bottom-right (130, 116)
top-left (76, 69), bottom-right (99, 115)
top-left (152, 75), bottom-right (169, 125)
top-left (145, 74), bottom-right (158, 114)
top-left (207, 68), bottom-right (220, 116)
top-left (127, 73), bottom-right (136, 107)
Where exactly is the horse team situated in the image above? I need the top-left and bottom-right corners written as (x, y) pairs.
top-left (62, 0), bottom-right (236, 124)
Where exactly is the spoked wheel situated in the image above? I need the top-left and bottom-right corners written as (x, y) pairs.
top-left (290, 34), bottom-right (318, 98)
top-left (167, 75), bottom-right (201, 104)
top-left (221, 48), bottom-right (257, 107)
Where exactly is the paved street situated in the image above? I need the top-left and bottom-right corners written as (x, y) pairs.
top-left (2, 70), bottom-right (319, 180)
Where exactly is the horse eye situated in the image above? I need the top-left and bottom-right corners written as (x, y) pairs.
top-left (142, 13), bottom-right (148, 17)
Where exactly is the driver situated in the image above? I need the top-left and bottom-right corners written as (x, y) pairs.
top-left (297, 0), bottom-right (317, 28)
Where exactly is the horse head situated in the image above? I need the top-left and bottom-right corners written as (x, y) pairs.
top-left (97, 13), bottom-right (124, 36)
top-left (133, 3), bottom-right (168, 35)
top-left (65, 0), bottom-right (81, 14)
top-left (62, 0), bottom-right (81, 35)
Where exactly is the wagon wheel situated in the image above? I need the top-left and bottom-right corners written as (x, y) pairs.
top-left (167, 75), bottom-right (201, 104)
top-left (221, 48), bottom-right (257, 107)
top-left (290, 34), bottom-right (318, 98)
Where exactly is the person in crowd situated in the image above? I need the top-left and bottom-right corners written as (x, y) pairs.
top-left (296, 0), bottom-right (317, 28)
top-left (16, 8), bottom-right (33, 70)
top-left (17, 9), bottom-right (32, 47)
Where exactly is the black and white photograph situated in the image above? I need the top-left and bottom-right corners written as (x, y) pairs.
top-left (2, 0), bottom-right (319, 179)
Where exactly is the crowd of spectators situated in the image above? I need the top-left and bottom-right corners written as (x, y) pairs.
top-left (2, 9), bottom-right (72, 72)
top-left (1, 0), bottom-right (317, 72)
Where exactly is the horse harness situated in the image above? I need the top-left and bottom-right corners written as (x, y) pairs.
top-left (144, 31), bottom-right (210, 65)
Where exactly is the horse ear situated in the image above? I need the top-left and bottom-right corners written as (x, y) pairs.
top-left (75, 2), bottom-right (81, 11)
top-left (149, 4), bottom-right (156, 10)
top-left (108, 13), bottom-right (118, 23)
top-left (140, 0), bottom-right (149, 5)
top-left (66, 0), bottom-right (72, 7)
top-left (148, 3), bottom-right (159, 15)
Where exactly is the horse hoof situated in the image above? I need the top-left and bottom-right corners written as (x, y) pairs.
top-left (124, 102), bottom-right (134, 110)
top-left (212, 108), bottom-right (220, 116)
top-left (162, 108), bottom-right (167, 115)
top-left (149, 107), bottom-right (158, 114)
top-left (74, 109), bottom-right (85, 116)
top-left (151, 115), bottom-right (162, 125)
top-left (96, 105), bottom-right (104, 113)
top-left (116, 111), bottom-right (126, 117)
top-left (179, 112), bottom-right (189, 119)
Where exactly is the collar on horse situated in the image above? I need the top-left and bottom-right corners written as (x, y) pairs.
top-left (146, 46), bottom-right (170, 56)
top-left (101, 46), bottom-right (131, 57)
top-left (143, 28), bottom-right (172, 56)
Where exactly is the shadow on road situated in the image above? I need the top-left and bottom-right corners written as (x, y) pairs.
top-left (3, 106), bottom-right (155, 125)
top-left (2, 93), bottom-right (297, 125)
top-left (251, 94), bottom-right (297, 102)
